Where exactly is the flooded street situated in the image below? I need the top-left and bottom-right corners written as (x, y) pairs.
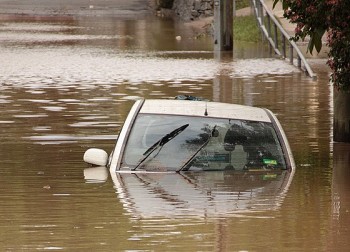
top-left (1, 5), bottom-right (350, 251)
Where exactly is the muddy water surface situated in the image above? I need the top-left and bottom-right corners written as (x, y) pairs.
top-left (1, 13), bottom-right (350, 252)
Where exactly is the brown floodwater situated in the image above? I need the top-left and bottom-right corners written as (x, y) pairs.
top-left (0, 12), bottom-right (349, 252)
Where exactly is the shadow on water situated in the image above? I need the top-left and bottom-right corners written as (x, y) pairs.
top-left (0, 12), bottom-right (350, 251)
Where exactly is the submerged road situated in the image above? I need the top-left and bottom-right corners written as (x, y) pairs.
top-left (0, 0), bottom-right (152, 17)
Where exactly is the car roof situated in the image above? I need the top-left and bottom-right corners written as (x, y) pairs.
top-left (139, 99), bottom-right (272, 123)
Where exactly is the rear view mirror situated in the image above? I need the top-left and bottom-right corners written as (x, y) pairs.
top-left (83, 148), bottom-right (108, 167)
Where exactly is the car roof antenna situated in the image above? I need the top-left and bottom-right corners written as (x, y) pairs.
top-left (204, 102), bottom-right (208, 116)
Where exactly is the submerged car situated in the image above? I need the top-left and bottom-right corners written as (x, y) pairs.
top-left (84, 98), bottom-right (295, 173)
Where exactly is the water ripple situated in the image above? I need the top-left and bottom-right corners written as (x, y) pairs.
top-left (228, 58), bottom-right (299, 77)
top-left (23, 134), bottom-right (118, 145)
top-left (0, 47), bottom-right (218, 85)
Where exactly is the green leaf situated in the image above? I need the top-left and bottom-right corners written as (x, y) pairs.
top-left (307, 28), bottom-right (326, 54)
top-left (272, 0), bottom-right (288, 10)
top-left (307, 38), bottom-right (315, 55)
top-left (314, 37), bottom-right (322, 53)
top-left (272, 0), bottom-right (279, 9)
top-left (282, 0), bottom-right (289, 10)
top-left (314, 28), bottom-right (326, 53)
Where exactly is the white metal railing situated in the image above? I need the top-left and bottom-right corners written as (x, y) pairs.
top-left (251, 0), bottom-right (316, 79)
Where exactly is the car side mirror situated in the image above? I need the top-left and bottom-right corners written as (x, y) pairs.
top-left (83, 148), bottom-right (108, 167)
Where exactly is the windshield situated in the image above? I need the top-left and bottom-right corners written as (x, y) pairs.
top-left (121, 114), bottom-right (287, 172)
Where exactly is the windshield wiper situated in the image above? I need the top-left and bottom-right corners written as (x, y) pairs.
top-left (132, 123), bottom-right (189, 171)
top-left (177, 125), bottom-right (217, 172)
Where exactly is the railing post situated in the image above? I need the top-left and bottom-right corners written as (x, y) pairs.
top-left (267, 15), bottom-right (272, 53)
top-left (281, 34), bottom-right (286, 58)
top-left (259, 2), bottom-right (264, 41)
top-left (255, 1), bottom-right (260, 24)
top-left (259, 2), bottom-right (264, 23)
top-left (256, 1), bottom-right (260, 20)
top-left (297, 56), bottom-right (301, 68)
top-left (267, 14), bottom-right (271, 36)
top-left (289, 44), bottom-right (293, 64)
top-left (274, 23), bottom-right (278, 50)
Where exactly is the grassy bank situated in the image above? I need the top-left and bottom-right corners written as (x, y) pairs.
top-left (235, 0), bottom-right (260, 42)
top-left (233, 15), bottom-right (261, 42)
top-left (236, 0), bottom-right (251, 9)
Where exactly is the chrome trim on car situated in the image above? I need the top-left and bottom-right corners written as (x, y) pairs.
top-left (263, 108), bottom-right (295, 171)
top-left (109, 99), bottom-right (145, 172)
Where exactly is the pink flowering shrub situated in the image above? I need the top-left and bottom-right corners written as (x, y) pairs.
top-left (273, 0), bottom-right (350, 90)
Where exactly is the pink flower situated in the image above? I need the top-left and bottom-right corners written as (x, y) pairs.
top-left (306, 5), bottom-right (316, 14)
top-left (295, 23), bottom-right (304, 34)
top-left (326, 0), bottom-right (339, 4)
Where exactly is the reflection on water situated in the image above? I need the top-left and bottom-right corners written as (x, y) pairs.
top-left (110, 170), bottom-right (295, 219)
top-left (0, 12), bottom-right (349, 252)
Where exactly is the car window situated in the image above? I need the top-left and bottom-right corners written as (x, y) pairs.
top-left (121, 114), bottom-right (287, 172)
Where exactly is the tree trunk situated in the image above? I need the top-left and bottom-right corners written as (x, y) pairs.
top-left (334, 88), bottom-right (350, 142)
